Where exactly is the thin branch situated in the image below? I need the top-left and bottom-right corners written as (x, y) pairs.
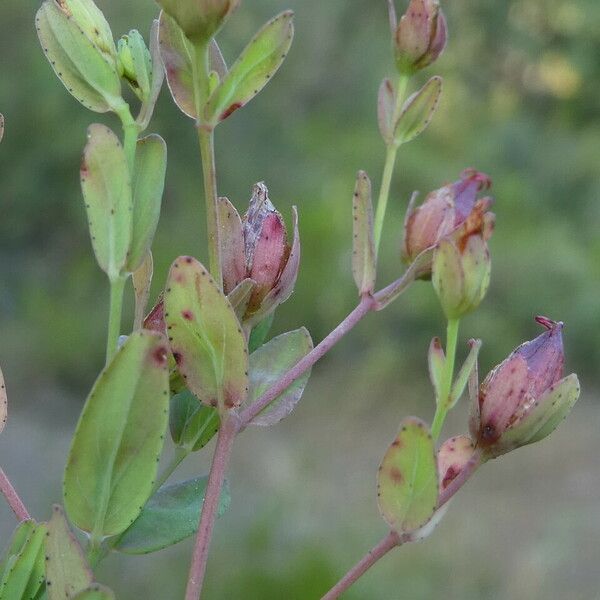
top-left (0, 466), bottom-right (31, 522)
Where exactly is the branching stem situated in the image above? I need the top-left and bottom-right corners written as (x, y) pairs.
top-left (0, 466), bottom-right (30, 522)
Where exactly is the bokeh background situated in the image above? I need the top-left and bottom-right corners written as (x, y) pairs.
top-left (1, 0), bottom-right (599, 598)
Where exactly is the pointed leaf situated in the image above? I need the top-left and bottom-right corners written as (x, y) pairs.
top-left (378, 78), bottom-right (396, 144)
top-left (0, 521), bottom-right (35, 581)
top-left (36, 0), bottom-right (122, 113)
top-left (126, 134), bottom-right (167, 272)
top-left (204, 11), bottom-right (294, 124)
top-left (112, 476), bottom-right (230, 554)
top-left (377, 417), bottom-right (438, 534)
top-left (45, 505), bottom-right (93, 599)
top-left (227, 278), bottom-right (256, 322)
top-left (0, 366), bottom-right (6, 434)
top-left (248, 328), bottom-right (313, 427)
top-left (170, 390), bottom-right (219, 452)
top-left (449, 339), bottom-right (481, 409)
top-left (394, 76), bottom-right (442, 146)
top-left (209, 39), bottom-right (228, 80)
top-left (218, 196), bottom-right (246, 294)
top-left (72, 584), bottom-right (115, 600)
top-left (137, 20), bottom-right (165, 130)
top-left (0, 523), bottom-right (46, 600)
top-left (248, 312), bottom-right (275, 354)
top-left (64, 331), bottom-right (170, 537)
top-left (428, 337), bottom-right (445, 401)
top-left (80, 124), bottom-right (132, 280)
top-left (132, 251), bottom-right (153, 330)
top-left (352, 171), bottom-right (376, 295)
top-left (164, 256), bottom-right (249, 411)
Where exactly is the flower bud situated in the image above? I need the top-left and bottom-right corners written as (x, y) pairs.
top-left (219, 183), bottom-right (300, 326)
top-left (470, 317), bottom-right (580, 458)
top-left (157, 0), bottom-right (240, 44)
top-left (117, 30), bottom-right (152, 102)
top-left (393, 0), bottom-right (448, 76)
top-left (402, 169), bottom-right (493, 273)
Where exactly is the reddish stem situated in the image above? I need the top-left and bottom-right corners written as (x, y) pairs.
top-left (239, 294), bottom-right (376, 427)
top-left (0, 466), bottom-right (30, 522)
top-left (184, 415), bottom-right (239, 600)
top-left (320, 531), bottom-right (401, 600)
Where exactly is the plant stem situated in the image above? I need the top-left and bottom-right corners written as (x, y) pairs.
top-left (115, 102), bottom-right (139, 175)
top-left (320, 531), bottom-right (401, 600)
top-left (0, 466), bottom-right (30, 521)
top-left (239, 294), bottom-right (376, 427)
top-left (106, 275), bottom-right (127, 365)
top-left (197, 126), bottom-right (222, 287)
top-left (151, 446), bottom-right (190, 495)
top-left (373, 74), bottom-right (410, 254)
top-left (185, 414), bottom-right (239, 600)
top-left (431, 318), bottom-right (460, 440)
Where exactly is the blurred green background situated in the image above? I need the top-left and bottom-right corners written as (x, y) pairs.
top-left (1, 0), bottom-right (599, 598)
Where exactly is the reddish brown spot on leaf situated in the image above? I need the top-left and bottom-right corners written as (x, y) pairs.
top-left (182, 310), bottom-right (194, 321)
top-left (220, 102), bottom-right (243, 121)
top-left (389, 467), bottom-right (404, 484)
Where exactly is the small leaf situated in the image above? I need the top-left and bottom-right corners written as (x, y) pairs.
top-left (248, 328), bottom-right (313, 427)
top-left (80, 124), bottom-right (132, 280)
top-left (132, 251), bottom-right (153, 330)
top-left (0, 522), bottom-right (46, 600)
top-left (227, 279), bottom-right (256, 322)
top-left (437, 435), bottom-right (476, 491)
top-left (126, 134), bottom-right (167, 272)
top-left (164, 256), bottom-right (249, 411)
top-left (45, 505), bottom-right (93, 599)
top-left (64, 331), bottom-right (170, 537)
top-left (378, 78), bottom-right (395, 144)
top-left (204, 11), bottom-right (294, 124)
top-left (169, 389), bottom-right (219, 451)
top-left (394, 76), bottom-right (442, 146)
top-left (112, 476), bottom-right (230, 554)
top-left (137, 20), bottom-right (165, 129)
top-left (35, 0), bottom-right (122, 113)
top-left (0, 521), bottom-right (35, 580)
top-left (352, 171), bottom-right (376, 295)
top-left (158, 11), bottom-right (197, 119)
top-left (0, 366), bottom-right (6, 434)
top-left (449, 339), bottom-right (481, 409)
top-left (248, 312), bottom-right (275, 354)
top-left (377, 417), bottom-right (438, 535)
top-left (428, 337), bottom-right (445, 401)
top-left (72, 584), bottom-right (115, 600)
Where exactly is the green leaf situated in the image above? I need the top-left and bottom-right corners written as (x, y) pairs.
top-left (112, 476), bottom-right (230, 554)
top-left (35, 0), bottom-right (122, 113)
top-left (0, 521), bottom-right (36, 580)
top-left (164, 256), bottom-right (249, 412)
top-left (227, 278), bottom-right (256, 322)
top-left (126, 134), bottom-right (167, 272)
top-left (0, 365), bottom-right (7, 434)
top-left (248, 328), bottom-right (313, 427)
top-left (394, 76), bottom-right (442, 146)
top-left (377, 78), bottom-right (395, 144)
top-left (449, 339), bottom-right (481, 409)
top-left (45, 505), bottom-right (93, 599)
top-left (204, 11), bottom-right (294, 124)
top-left (72, 584), bottom-right (115, 600)
top-left (169, 389), bottom-right (219, 451)
top-left (132, 251), bottom-right (153, 330)
top-left (80, 124), bottom-right (132, 281)
top-left (377, 417), bottom-right (438, 535)
top-left (137, 20), bottom-right (165, 130)
top-left (352, 171), bottom-right (376, 295)
top-left (0, 522), bottom-right (46, 600)
top-left (64, 331), bottom-right (170, 538)
top-left (248, 312), bottom-right (275, 354)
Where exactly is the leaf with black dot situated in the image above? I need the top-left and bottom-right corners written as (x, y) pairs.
top-left (63, 331), bottom-right (170, 538)
top-left (45, 505), bottom-right (93, 600)
top-left (164, 256), bottom-right (249, 413)
top-left (351, 171), bottom-right (376, 295)
top-left (204, 11), bottom-right (294, 124)
top-left (71, 584), bottom-right (115, 600)
top-left (377, 417), bottom-right (438, 535)
top-left (394, 76), bottom-right (442, 146)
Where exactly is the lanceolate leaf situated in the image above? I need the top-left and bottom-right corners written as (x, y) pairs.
top-left (64, 331), bottom-right (170, 537)
top-left (378, 78), bottom-right (396, 144)
top-left (72, 584), bottom-right (115, 600)
top-left (80, 124), bottom-right (132, 280)
top-left (35, 0), bottom-right (122, 113)
top-left (394, 76), bottom-right (442, 146)
top-left (0, 521), bottom-right (35, 581)
top-left (0, 366), bottom-right (7, 434)
top-left (227, 278), bottom-right (256, 322)
top-left (377, 417), bottom-right (438, 535)
top-left (170, 389), bottom-right (219, 451)
top-left (352, 171), bottom-right (376, 295)
top-left (164, 256), bottom-right (249, 411)
top-left (158, 11), bottom-right (197, 119)
top-left (0, 522), bottom-right (46, 600)
top-left (112, 476), bottom-right (230, 554)
top-left (132, 251), bottom-right (153, 330)
top-left (45, 505), bottom-right (93, 599)
top-left (248, 328), bottom-right (313, 427)
top-left (137, 20), bottom-right (165, 130)
top-left (204, 11), bottom-right (294, 124)
top-left (126, 134), bottom-right (167, 272)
